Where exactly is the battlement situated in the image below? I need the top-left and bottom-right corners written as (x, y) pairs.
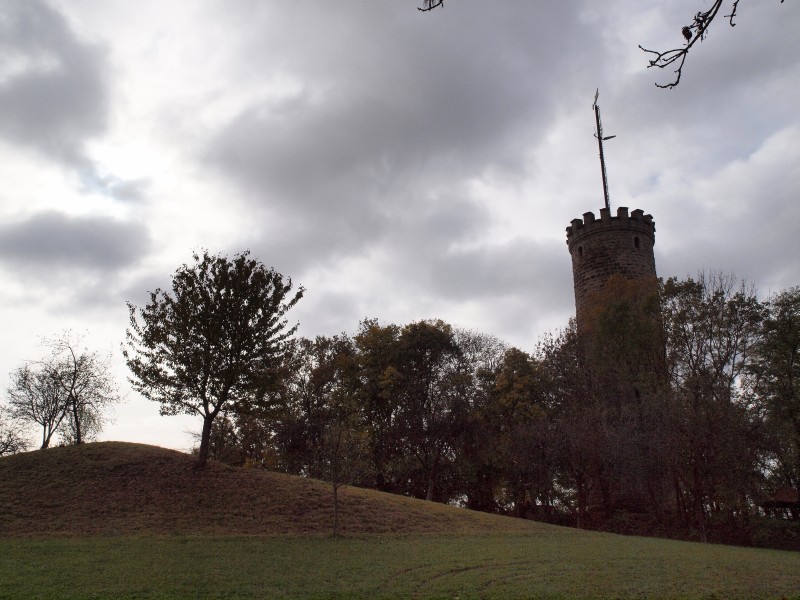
top-left (566, 207), bottom-right (655, 250)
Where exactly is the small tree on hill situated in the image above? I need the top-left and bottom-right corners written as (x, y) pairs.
top-left (124, 250), bottom-right (303, 469)
top-left (7, 363), bottom-right (66, 449)
top-left (0, 408), bottom-right (28, 456)
top-left (7, 333), bottom-right (119, 448)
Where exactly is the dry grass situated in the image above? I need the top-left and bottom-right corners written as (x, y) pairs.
top-left (0, 441), bottom-right (546, 538)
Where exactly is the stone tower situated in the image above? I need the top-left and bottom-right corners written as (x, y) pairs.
top-left (565, 206), bottom-right (657, 332)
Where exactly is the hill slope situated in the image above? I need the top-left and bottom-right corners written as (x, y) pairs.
top-left (0, 442), bottom-right (546, 537)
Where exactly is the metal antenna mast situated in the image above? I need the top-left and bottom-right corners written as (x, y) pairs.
top-left (593, 89), bottom-right (616, 211)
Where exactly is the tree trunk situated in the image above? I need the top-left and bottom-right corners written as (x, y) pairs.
top-left (71, 397), bottom-right (82, 445)
top-left (333, 482), bottom-right (340, 538)
top-left (577, 475), bottom-right (586, 529)
top-left (197, 415), bottom-right (214, 469)
top-left (425, 460), bottom-right (438, 501)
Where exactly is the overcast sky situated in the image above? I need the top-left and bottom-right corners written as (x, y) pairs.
top-left (1, 0), bottom-right (798, 451)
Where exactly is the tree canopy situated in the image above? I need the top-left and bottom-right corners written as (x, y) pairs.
top-left (124, 250), bottom-right (303, 468)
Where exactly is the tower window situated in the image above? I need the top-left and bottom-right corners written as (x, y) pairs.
top-left (634, 236), bottom-right (640, 249)
top-left (578, 246), bottom-right (583, 258)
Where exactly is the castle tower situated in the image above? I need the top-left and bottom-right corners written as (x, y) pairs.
top-left (565, 206), bottom-right (663, 516)
top-left (565, 206), bottom-right (657, 333)
top-left (561, 93), bottom-right (668, 520)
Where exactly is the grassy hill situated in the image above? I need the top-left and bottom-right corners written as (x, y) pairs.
top-left (0, 441), bottom-right (543, 537)
top-left (3, 443), bottom-right (800, 599)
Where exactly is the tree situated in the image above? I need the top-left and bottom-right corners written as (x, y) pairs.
top-left (394, 320), bottom-right (471, 501)
top-left (273, 335), bottom-right (358, 478)
top-left (748, 287), bottom-right (800, 494)
top-left (536, 322), bottom-right (600, 529)
top-left (462, 345), bottom-right (557, 518)
top-left (7, 333), bottom-right (119, 447)
top-left (0, 408), bottom-right (28, 456)
top-left (352, 319), bottom-right (405, 493)
top-left (124, 250), bottom-right (303, 468)
top-left (7, 363), bottom-right (67, 449)
top-left (320, 387), bottom-right (369, 538)
top-left (50, 334), bottom-right (119, 445)
top-left (268, 334), bottom-right (368, 535)
top-left (662, 273), bottom-right (767, 539)
top-left (451, 329), bottom-right (508, 513)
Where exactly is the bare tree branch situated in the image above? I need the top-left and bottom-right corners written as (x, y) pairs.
top-left (640, 0), bottom-right (785, 89)
top-left (418, 0), bottom-right (444, 12)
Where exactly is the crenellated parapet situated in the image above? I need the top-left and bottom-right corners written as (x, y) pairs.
top-left (566, 206), bottom-right (655, 252)
top-left (566, 206), bottom-right (658, 334)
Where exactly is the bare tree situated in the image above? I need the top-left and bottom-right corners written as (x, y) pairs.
top-left (640, 0), bottom-right (786, 88)
top-left (7, 333), bottom-right (120, 447)
top-left (7, 363), bottom-right (68, 449)
top-left (0, 409), bottom-right (28, 456)
top-left (50, 334), bottom-right (119, 444)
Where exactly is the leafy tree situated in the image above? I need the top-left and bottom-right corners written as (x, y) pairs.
top-left (320, 389), bottom-right (369, 538)
top-left (7, 333), bottom-right (118, 447)
top-left (536, 322), bottom-right (600, 529)
top-left (190, 412), bottom-right (242, 466)
top-left (451, 330), bottom-right (509, 513)
top-left (273, 335), bottom-right (358, 479)
top-left (463, 345), bottom-right (557, 518)
top-left (662, 273), bottom-right (767, 539)
top-left (393, 320), bottom-right (471, 501)
top-left (748, 287), bottom-right (800, 493)
top-left (124, 250), bottom-right (303, 468)
top-left (352, 319), bottom-right (405, 493)
top-left (268, 334), bottom-right (368, 535)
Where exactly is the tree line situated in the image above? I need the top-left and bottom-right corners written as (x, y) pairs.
top-left (131, 255), bottom-right (794, 545)
top-left (2, 251), bottom-right (798, 547)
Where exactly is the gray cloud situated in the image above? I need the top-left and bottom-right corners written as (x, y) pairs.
top-left (0, 1), bottom-right (107, 160)
top-left (0, 211), bottom-right (151, 273)
top-left (0, 0), bottom-right (146, 201)
top-left (424, 239), bottom-right (571, 303)
top-left (204, 1), bottom-right (600, 271)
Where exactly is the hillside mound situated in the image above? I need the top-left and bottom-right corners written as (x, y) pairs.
top-left (0, 442), bottom-right (545, 538)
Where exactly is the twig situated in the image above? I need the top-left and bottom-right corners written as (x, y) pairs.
top-left (640, 0), bottom-right (784, 89)
top-left (418, 0), bottom-right (444, 12)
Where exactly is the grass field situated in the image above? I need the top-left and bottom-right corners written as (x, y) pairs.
top-left (2, 443), bottom-right (799, 599)
top-left (3, 532), bottom-right (800, 599)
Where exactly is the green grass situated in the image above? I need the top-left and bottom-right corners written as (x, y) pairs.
top-left (2, 533), bottom-right (800, 599)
